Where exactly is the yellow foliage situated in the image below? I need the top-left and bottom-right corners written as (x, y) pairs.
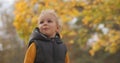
top-left (106, 15), bottom-right (112, 20)
top-left (82, 16), bottom-right (92, 25)
top-left (13, 0), bottom-right (120, 55)
top-left (94, 19), bottom-right (99, 24)
top-left (89, 50), bottom-right (95, 56)
top-left (15, 1), bottom-right (28, 13)
top-left (61, 29), bottom-right (68, 35)
top-left (26, 14), bottom-right (31, 19)
top-left (15, 14), bottom-right (21, 21)
top-left (92, 43), bottom-right (101, 52)
top-left (104, 41), bottom-right (119, 54)
top-left (93, 0), bottom-right (103, 5)
top-left (84, 6), bottom-right (92, 10)
top-left (116, 20), bottom-right (120, 25)
top-left (106, 8), bottom-right (111, 13)
top-left (111, 42), bottom-right (117, 47)
top-left (31, 16), bottom-right (38, 24)
top-left (30, 0), bottom-right (38, 5)
top-left (69, 40), bottom-right (74, 44)
top-left (13, 22), bottom-right (20, 30)
top-left (79, 2), bottom-right (86, 7)
top-left (23, 23), bottom-right (28, 28)
top-left (94, 17), bottom-right (102, 24)
top-left (71, 8), bottom-right (80, 16)
top-left (68, 31), bottom-right (76, 36)
top-left (71, 0), bottom-right (76, 7)
top-left (60, 15), bottom-right (71, 23)
top-left (109, 47), bottom-right (117, 54)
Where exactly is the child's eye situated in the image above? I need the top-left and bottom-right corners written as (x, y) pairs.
top-left (40, 21), bottom-right (44, 24)
top-left (48, 20), bottom-right (52, 23)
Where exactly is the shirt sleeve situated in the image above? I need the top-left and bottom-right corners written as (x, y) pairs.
top-left (24, 43), bottom-right (36, 63)
top-left (65, 52), bottom-right (70, 63)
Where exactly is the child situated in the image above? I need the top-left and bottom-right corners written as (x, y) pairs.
top-left (24, 9), bottom-right (70, 63)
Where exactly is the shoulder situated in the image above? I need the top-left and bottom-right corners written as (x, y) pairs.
top-left (28, 42), bottom-right (36, 50)
top-left (30, 42), bottom-right (36, 47)
top-left (28, 40), bottom-right (39, 48)
top-left (28, 41), bottom-right (42, 50)
top-left (26, 42), bottom-right (36, 55)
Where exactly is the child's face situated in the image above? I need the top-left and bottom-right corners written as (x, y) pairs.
top-left (38, 14), bottom-right (58, 38)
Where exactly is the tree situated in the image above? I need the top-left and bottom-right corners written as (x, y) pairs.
top-left (79, 0), bottom-right (120, 55)
top-left (13, 0), bottom-right (82, 43)
top-left (14, 0), bottom-right (120, 63)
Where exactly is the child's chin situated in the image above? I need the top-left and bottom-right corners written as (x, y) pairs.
top-left (43, 32), bottom-right (50, 36)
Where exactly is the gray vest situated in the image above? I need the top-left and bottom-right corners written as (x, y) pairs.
top-left (33, 39), bottom-right (67, 63)
top-left (28, 27), bottom-right (67, 63)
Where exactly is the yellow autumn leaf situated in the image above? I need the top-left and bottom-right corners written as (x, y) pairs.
top-left (109, 47), bottom-right (117, 54)
top-left (89, 50), bottom-right (95, 56)
top-left (30, 0), bottom-right (38, 5)
top-left (69, 40), bottom-right (74, 44)
top-left (13, 22), bottom-right (20, 30)
top-left (92, 43), bottom-right (101, 52)
top-left (82, 16), bottom-right (92, 25)
top-left (68, 31), bottom-right (76, 36)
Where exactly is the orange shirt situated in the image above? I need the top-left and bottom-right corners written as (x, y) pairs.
top-left (24, 43), bottom-right (70, 63)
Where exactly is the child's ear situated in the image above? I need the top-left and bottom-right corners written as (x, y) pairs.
top-left (56, 26), bottom-right (59, 32)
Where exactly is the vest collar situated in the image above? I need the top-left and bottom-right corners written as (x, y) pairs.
top-left (28, 27), bottom-right (62, 46)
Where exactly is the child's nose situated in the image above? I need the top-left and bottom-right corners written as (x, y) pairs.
top-left (43, 21), bottom-right (48, 25)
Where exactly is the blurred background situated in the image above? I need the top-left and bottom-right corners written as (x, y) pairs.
top-left (0, 0), bottom-right (120, 63)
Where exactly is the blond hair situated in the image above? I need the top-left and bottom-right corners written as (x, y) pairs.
top-left (38, 9), bottom-right (62, 32)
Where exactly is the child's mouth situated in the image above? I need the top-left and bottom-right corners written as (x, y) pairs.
top-left (43, 28), bottom-right (49, 31)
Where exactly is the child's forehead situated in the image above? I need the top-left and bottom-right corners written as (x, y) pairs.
top-left (39, 14), bottom-right (57, 20)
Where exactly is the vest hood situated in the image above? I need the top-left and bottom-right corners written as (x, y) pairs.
top-left (28, 27), bottom-right (62, 46)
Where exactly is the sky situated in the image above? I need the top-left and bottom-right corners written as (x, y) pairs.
top-left (0, 0), bottom-right (15, 36)
top-left (0, 0), bottom-right (14, 13)
top-left (0, 0), bottom-right (15, 27)
top-left (0, 0), bottom-right (15, 50)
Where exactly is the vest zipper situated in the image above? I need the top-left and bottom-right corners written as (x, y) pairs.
top-left (51, 38), bottom-right (56, 63)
